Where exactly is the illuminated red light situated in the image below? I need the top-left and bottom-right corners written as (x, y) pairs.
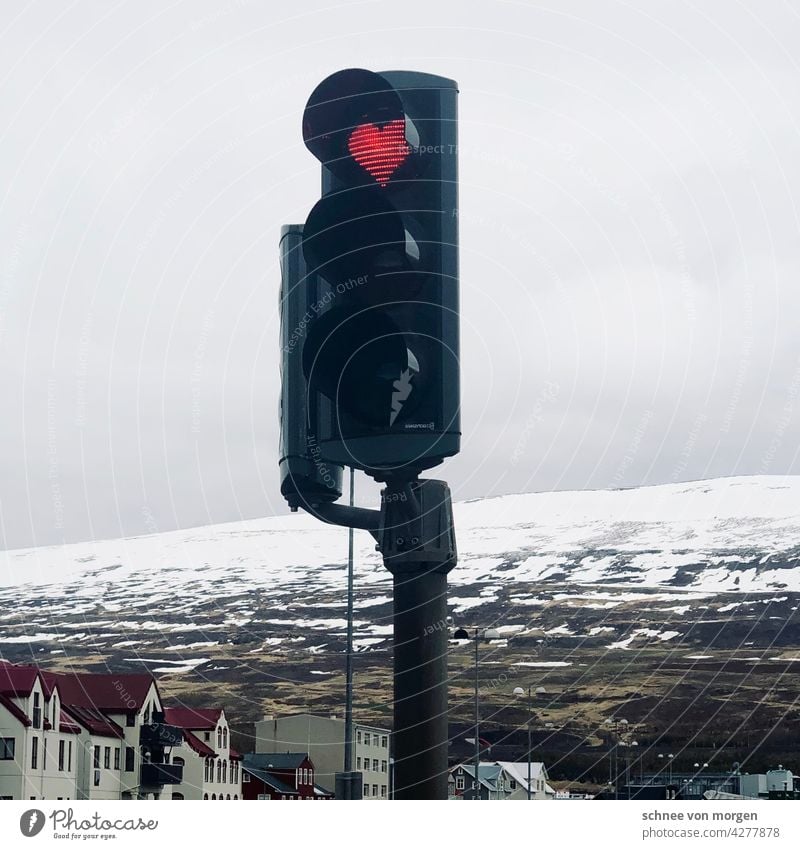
top-left (348, 119), bottom-right (410, 186)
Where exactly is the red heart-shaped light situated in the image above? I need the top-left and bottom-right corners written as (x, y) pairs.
top-left (347, 119), bottom-right (410, 187)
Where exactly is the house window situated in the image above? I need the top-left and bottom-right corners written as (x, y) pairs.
top-left (114, 748), bottom-right (120, 770)
top-left (381, 760), bottom-right (387, 772)
top-left (381, 785), bottom-right (387, 798)
top-left (373, 759), bottom-right (379, 772)
top-left (93, 746), bottom-right (100, 769)
top-left (32, 693), bottom-right (41, 729)
top-left (0, 738), bottom-right (15, 760)
top-left (31, 737), bottom-right (39, 770)
top-left (68, 741), bottom-right (72, 772)
top-left (204, 794), bottom-right (208, 800)
top-left (356, 730), bottom-right (361, 744)
top-left (222, 761), bottom-right (227, 783)
top-left (217, 761), bottom-right (221, 782)
top-left (104, 747), bottom-right (111, 769)
top-left (510, 780), bottom-right (516, 790)
top-left (222, 728), bottom-right (228, 748)
top-left (356, 757), bottom-right (361, 770)
top-left (372, 784), bottom-right (378, 797)
top-left (172, 793), bottom-right (184, 800)
top-left (205, 731), bottom-right (211, 742)
top-left (364, 733), bottom-right (370, 746)
top-left (58, 740), bottom-right (65, 771)
top-left (217, 728), bottom-right (222, 748)
top-left (93, 770), bottom-right (101, 787)
top-left (126, 713), bottom-right (135, 727)
top-left (309, 769), bottom-right (313, 785)
top-left (381, 736), bottom-right (388, 748)
top-left (243, 773), bottom-right (250, 783)
top-left (363, 784), bottom-right (369, 797)
top-left (456, 775), bottom-right (464, 790)
top-left (125, 747), bottom-right (135, 772)
top-left (143, 704), bottom-right (150, 725)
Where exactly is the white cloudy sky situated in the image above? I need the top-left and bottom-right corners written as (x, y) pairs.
top-left (0, 0), bottom-right (798, 550)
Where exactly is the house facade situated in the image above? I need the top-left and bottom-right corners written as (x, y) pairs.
top-left (448, 761), bottom-right (554, 800)
top-left (241, 752), bottom-right (332, 800)
top-left (255, 713), bottom-right (390, 799)
top-left (162, 707), bottom-right (242, 800)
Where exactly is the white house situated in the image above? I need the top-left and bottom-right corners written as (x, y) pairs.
top-left (162, 707), bottom-right (242, 800)
top-left (0, 664), bottom-right (80, 801)
top-left (448, 760), bottom-right (554, 800)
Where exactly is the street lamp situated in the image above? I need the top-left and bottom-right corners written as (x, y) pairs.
top-left (604, 718), bottom-right (630, 799)
top-left (512, 686), bottom-right (535, 800)
top-left (453, 626), bottom-right (500, 800)
top-left (658, 752), bottom-right (675, 785)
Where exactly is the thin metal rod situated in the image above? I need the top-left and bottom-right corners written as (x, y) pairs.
top-left (527, 687), bottom-right (532, 800)
top-left (474, 632), bottom-right (479, 800)
top-left (344, 467), bottom-right (355, 780)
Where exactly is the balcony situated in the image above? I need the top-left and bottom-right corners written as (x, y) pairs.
top-left (140, 722), bottom-right (183, 748)
top-left (140, 762), bottom-right (184, 787)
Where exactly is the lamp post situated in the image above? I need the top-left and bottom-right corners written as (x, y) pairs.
top-left (453, 626), bottom-right (500, 800)
top-left (604, 717), bottom-right (629, 799)
top-left (512, 686), bottom-right (533, 800)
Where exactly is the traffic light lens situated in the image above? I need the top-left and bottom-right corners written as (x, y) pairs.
top-left (348, 119), bottom-right (411, 187)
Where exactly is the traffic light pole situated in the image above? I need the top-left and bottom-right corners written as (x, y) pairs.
top-left (306, 476), bottom-right (456, 800)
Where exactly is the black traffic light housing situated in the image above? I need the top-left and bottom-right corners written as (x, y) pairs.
top-left (299, 69), bottom-right (460, 480)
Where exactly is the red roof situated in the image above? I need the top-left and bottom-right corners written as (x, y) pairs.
top-left (49, 672), bottom-right (155, 712)
top-left (0, 664), bottom-right (42, 698)
top-left (163, 707), bottom-right (222, 730)
top-left (59, 709), bottom-right (82, 735)
top-left (0, 692), bottom-right (31, 727)
top-left (62, 705), bottom-right (124, 739)
top-left (183, 730), bottom-right (217, 758)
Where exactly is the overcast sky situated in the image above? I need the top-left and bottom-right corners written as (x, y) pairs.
top-left (0, 0), bottom-right (798, 550)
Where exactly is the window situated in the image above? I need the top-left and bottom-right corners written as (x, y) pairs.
top-left (143, 704), bottom-right (150, 725)
top-left (0, 738), bottom-right (15, 760)
top-left (68, 741), bottom-right (72, 772)
top-left (204, 793), bottom-right (208, 800)
top-left (58, 740), bottom-right (65, 771)
top-left (31, 737), bottom-right (39, 770)
top-left (93, 770), bottom-right (101, 787)
top-left (222, 728), bottom-right (228, 748)
top-left (356, 730), bottom-right (361, 744)
top-left (114, 748), bottom-right (120, 770)
top-left (32, 693), bottom-right (41, 729)
top-left (381, 736), bottom-right (388, 748)
top-left (126, 713), bottom-right (135, 727)
top-left (212, 794), bottom-right (216, 800)
top-left (364, 733), bottom-right (370, 746)
top-left (205, 731), bottom-right (211, 742)
top-left (226, 794), bottom-right (230, 800)
top-left (243, 773), bottom-right (250, 783)
top-left (104, 747), bottom-right (111, 769)
top-left (125, 747), bottom-right (135, 772)
top-left (309, 769), bottom-right (313, 785)
top-left (52, 697), bottom-right (57, 727)
top-left (372, 784), bottom-right (378, 797)
top-left (381, 785), bottom-right (387, 798)
top-left (356, 757), bottom-right (361, 770)
top-left (217, 761), bottom-right (221, 782)
top-left (456, 775), bottom-right (464, 790)
top-left (373, 759), bottom-right (379, 772)
top-left (381, 760), bottom-right (387, 773)
top-left (173, 757), bottom-right (185, 768)
top-left (363, 784), bottom-right (369, 797)
top-left (222, 760), bottom-right (227, 783)
top-left (217, 728), bottom-right (222, 749)
top-left (93, 746), bottom-right (100, 769)
top-left (510, 779), bottom-right (516, 790)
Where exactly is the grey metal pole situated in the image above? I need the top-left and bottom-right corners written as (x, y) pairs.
top-left (527, 687), bottom-right (532, 801)
top-left (474, 631), bottom-right (480, 800)
top-left (343, 468), bottom-right (355, 783)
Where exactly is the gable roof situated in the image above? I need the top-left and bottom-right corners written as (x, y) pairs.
top-left (0, 691), bottom-right (31, 726)
top-left (182, 730), bottom-right (217, 758)
top-left (163, 707), bottom-right (222, 730)
top-left (242, 765), bottom-right (298, 796)
top-left (495, 760), bottom-right (550, 790)
top-left (453, 763), bottom-right (503, 790)
top-left (49, 672), bottom-right (155, 712)
top-left (58, 709), bottom-right (82, 735)
top-left (0, 663), bottom-right (44, 698)
top-left (244, 752), bottom-right (309, 770)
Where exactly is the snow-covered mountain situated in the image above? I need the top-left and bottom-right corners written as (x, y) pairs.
top-left (1, 475), bottom-right (799, 673)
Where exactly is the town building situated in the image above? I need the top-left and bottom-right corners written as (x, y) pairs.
top-left (162, 707), bottom-right (242, 800)
top-left (241, 752), bottom-right (332, 800)
top-left (448, 760), bottom-right (554, 800)
top-left (255, 713), bottom-right (390, 798)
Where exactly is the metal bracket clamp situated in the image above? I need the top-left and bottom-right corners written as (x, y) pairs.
top-left (378, 479), bottom-right (457, 575)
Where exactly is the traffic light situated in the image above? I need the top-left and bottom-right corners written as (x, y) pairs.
top-left (300, 69), bottom-right (460, 479)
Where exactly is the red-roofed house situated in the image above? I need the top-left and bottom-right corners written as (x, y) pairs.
top-left (162, 707), bottom-right (241, 800)
top-left (1, 664), bottom-right (184, 801)
top-left (0, 663), bottom-right (79, 801)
